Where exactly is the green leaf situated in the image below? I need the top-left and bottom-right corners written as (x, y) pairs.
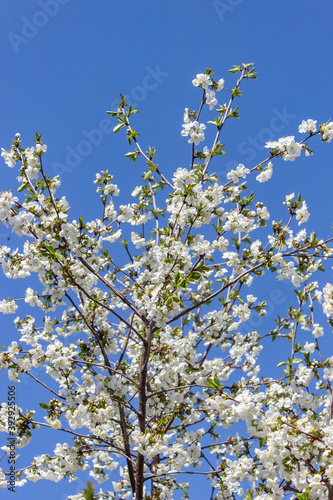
top-left (172, 296), bottom-right (184, 306)
top-left (128, 105), bottom-right (139, 115)
top-left (43, 245), bottom-right (55, 255)
top-left (17, 183), bottom-right (28, 192)
top-left (228, 65), bottom-right (242, 74)
top-left (152, 181), bottom-right (165, 190)
top-left (295, 492), bottom-right (310, 500)
top-left (228, 106), bottom-right (240, 118)
top-left (78, 215), bottom-right (85, 229)
top-left (231, 86), bottom-right (244, 98)
top-left (166, 296), bottom-right (184, 307)
top-left (82, 481), bottom-right (96, 500)
top-left (166, 297), bottom-right (173, 307)
top-left (310, 231), bottom-right (317, 247)
top-left (125, 151), bottom-right (139, 163)
top-left (212, 143), bottom-right (227, 156)
top-left (246, 68), bottom-right (257, 79)
top-left (207, 375), bottom-right (222, 390)
top-left (113, 123), bottom-right (124, 133)
top-left (100, 249), bottom-right (110, 258)
top-left (39, 402), bottom-right (50, 410)
top-left (144, 170), bottom-right (153, 181)
top-left (187, 271), bottom-right (201, 283)
top-left (54, 252), bottom-right (66, 263)
top-left (147, 161), bottom-right (158, 171)
top-left (207, 117), bottom-right (222, 127)
top-left (245, 490), bottom-right (253, 500)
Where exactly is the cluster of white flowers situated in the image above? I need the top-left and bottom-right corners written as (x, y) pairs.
top-left (1, 148), bottom-right (16, 168)
top-left (227, 163), bottom-right (250, 183)
top-left (167, 167), bottom-right (224, 229)
top-left (181, 119), bottom-right (206, 145)
top-left (205, 89), bottom-right (218, 110)
top-left (322, 283), bottom-right (333, 317)
top-left (265, 136), bottom-right (303, 161)
top-left (299, 119), bottom-right (317, 133)
top-left (192, 73), bottom-right (224, 91)
top-left (256, 161), bottom-right (273, 183)
top-left (118, 204), bottom-right (153, 225)
top-left (192, 73), bottom-right (212, 89)
top-left (295, 200), bottom-right (310, 225)
top-left (131, 231), bottom-right (147, 248)
top-left (0, 191), bottom-right (19, 222)
top-left (222, 209), bottom-right (256, 234)
top-left (24, 145), bottom-right (45, 178)
top-left (0, 298), bottom-right (18, 314)
top-left (320, 121), bottom-right (333, 142)
top-left (181, 73), bottom-right (225, 144)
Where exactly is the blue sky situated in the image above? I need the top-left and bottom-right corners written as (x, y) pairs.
top-left (0, 1), bottom-right (333, 499)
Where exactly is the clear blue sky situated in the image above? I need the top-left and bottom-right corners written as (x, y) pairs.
top-left (0, 1), bottom-right (333, 499)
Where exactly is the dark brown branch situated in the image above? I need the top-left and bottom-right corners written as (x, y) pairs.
top-left (78, 255), bottom-right (148, 325)
top-left (65, 292), bottom-right (136, 492)
top-left (135, 320), bottom-right (154, 500)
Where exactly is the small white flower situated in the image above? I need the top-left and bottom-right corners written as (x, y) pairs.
top-left (104, 183), bottom-right (119, 196)
top-left (1, 148), bottom-right (16, 168)
top-left (183, 108), bottom-right (190, 124)
top-left (312, 323), bottom-right (324, 338)
top-left (298, 119), bottom-right (317, 134)
top-left (216, 78), bottom-right (225, 91)
top-left (205, 90), bottom-right (218, 110)
top-left (296, 201), bottom-right (309, 225)
top-left (323, 283), bottom-right (333, 317)
top-left (118, 205), bottom-right (135, 222)
top-left (284, 193), bottom-right (295, 206)
top-left (303, 342), bottom-right (316, 353)
top-left (35, 143), bottom-right (47, 153)
top-left (131, 186), bottom-right (142, 197)
top-left (246, 294), bottom-right (257, 304)
top-left (320, 121), bottom-right (333, 142)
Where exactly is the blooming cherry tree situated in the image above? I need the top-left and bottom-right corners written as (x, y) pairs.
top-left (1, 63), bottom-right (333, 500)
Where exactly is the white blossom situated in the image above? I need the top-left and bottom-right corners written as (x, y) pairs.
top-left (296, 201), bottom-right (310, 225)
top-left (299, 119), bottom-right (317, 134)
top-left (192, 73), bottom-right (211, 89)
top-left (256, 161), bottom-right (273, 182)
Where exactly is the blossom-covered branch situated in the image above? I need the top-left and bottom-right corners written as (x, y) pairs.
top-left (1, 63), bottom-right (333, 500)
